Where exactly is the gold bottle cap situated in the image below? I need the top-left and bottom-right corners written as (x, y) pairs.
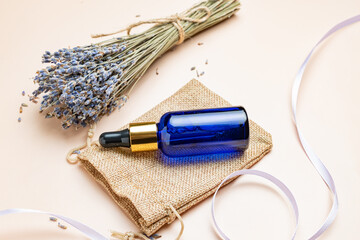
top-left (129, 122), bottom-right (158, 152)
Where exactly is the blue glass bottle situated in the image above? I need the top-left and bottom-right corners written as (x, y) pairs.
top-left (157, 107), bottom-right (249, 157)
top-left (99, 106), bottom-right (249, 157)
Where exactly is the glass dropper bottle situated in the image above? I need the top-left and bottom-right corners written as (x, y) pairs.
top-left (99, 106), bottom-right (249, 157)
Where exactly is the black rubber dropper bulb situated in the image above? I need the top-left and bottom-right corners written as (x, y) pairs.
top-left (99, 129), bottom-right (131, 148)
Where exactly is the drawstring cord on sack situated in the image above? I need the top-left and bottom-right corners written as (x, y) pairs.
top-left (111, 204), bottom-right (184, 240)
top-left (111, 231), bottom-right (152, 240)
top-left (66, 124), bottom-right (98, 164)
top-left (167, 204), bottom-right (185, 240)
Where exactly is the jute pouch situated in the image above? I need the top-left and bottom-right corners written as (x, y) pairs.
top-left (78, 79), bottom-right (272, 236)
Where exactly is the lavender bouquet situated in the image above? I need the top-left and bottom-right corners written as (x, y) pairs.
top-left (30, 0), bottom-right (240, 129)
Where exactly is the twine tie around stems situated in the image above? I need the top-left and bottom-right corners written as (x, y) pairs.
top-left (91, 6), bottom-right (211, 45)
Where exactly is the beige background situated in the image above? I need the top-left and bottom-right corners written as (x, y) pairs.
top-left (0, 0), bottom-right (359, 239)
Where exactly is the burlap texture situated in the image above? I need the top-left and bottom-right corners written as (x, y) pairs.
top-left (79, 79), bottom-right (272, 235)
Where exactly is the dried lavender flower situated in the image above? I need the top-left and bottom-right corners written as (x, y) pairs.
top-left (191, 66), bottom-right (196, 71)
top-left (58, 222), bottom-right (67, 230)
top-left (29, 0), bottom-right (240, 129)
top-left (150, 234), bottom-right (162, 240)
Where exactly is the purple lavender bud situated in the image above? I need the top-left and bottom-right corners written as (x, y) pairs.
top-left (72, 67), bottom-right (80, 74)
top-left (46, 66), bottom-right (55, 72)
top-left (68, 81), bottom-right (75, 88)
top-left (115, 68), bottom-right (123, 75)
top-left (103, 71), bottom-right (111, 80)
top-left (74, 85), bottom-right (82, 92)
top-left (106, 87), bottom-right (113, 95)
top-left (99, 86), bottom-right (107, 92)
top-left (121, 95), bottom-right (128, 102)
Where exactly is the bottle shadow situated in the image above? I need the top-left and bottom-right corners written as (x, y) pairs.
top-left (99, 145), bottom-right (246, 166)
top-left (155, 150), bottom-right (245, 166)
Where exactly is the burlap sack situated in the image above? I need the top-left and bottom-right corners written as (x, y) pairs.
top-left (78, 79), bottom-right (272, 236)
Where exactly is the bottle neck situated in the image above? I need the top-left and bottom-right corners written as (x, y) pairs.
top-left (129, 122), bottom-right (158, 152)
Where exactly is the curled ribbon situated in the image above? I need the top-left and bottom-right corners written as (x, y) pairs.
top-left (211, 169), bottom-right (299, 240)
top-left (0, 208), bottom-right (108, 240)
top-left (211, 14), bottom-right (360, 239)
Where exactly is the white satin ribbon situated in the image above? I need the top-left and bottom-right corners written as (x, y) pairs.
top-left (0, 208), bottom-right (108, 240)
top-left (211, 14), bottom-right (360, 240)
top-left (211, 169), bottom-right (299, 240)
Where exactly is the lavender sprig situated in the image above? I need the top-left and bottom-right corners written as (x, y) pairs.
top-left (30, 0), bottom-right (240, 129)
